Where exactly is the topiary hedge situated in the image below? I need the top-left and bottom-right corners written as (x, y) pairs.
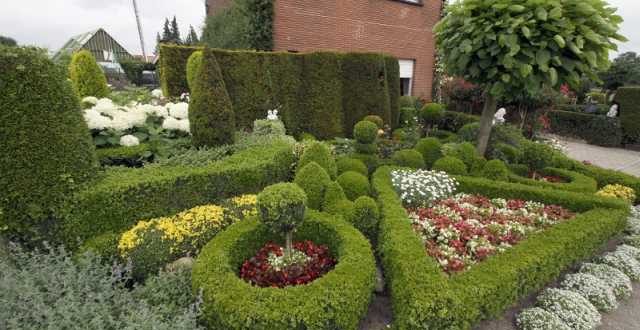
top-left (548, 110), bottom-right (622, 146)
top-left (337, 171), bottom-right (371, 201)
top-left (68, 50), bottom-right (110, 98)
top-left (432, 156), bottom-right (468, 175)
top-left (336, 157), bottom-right (368, 177)
top-left (438, 111), bottom-right (480, 132)
top-left (373, 166), bottom-right (628, 329)
top-left (297, 142), bottom-right (337, 179)
top-left (616, 87), bottom-right (640, 143)
top-left (0, 46), bottom-right (97, 241)
top-left (391, 149), bottom-right (426, 169)
top-left (185, 50), bottom-right (203, 90)
top-left (192, 210), bottom-right (376, 329)
top-left (507, 167), bottom-right (598, 194)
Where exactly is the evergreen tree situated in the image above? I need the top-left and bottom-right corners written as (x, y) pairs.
top-left (155, 32), bottom-right (162, 54)
top-left (185, 25), bottom-right (199, 45)
top-left (162, 18), bottom-right (172, 42)
top-left (171, 16), bottom-right (182, 44)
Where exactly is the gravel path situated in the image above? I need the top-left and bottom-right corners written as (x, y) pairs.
top-left (552, 135), bottom-right (640, 177)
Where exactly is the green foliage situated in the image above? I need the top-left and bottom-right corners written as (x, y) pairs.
top-left (522, 141), bottom-right (554, 173)
top-left (458, 122), bottom-right (480, 142)
top-left (372, 166), bottom-right (628, 329)
top-left (158, 45), bottom-right (197, 97)
top-left (616, 87), bottom-right (640, 143)
top-left (0, 46), bottom-right (97, 241)
top-left (435, 0), bottom-right (626, 98)
top-left (385, 56), bottom-right (401, 127)
top-left (547, 111), bottom-right (606, 143)
top-left (190, 49), bottom-right (236, 147)
top-left (119, 59), bottom-right (156, 86)
top-left (420, 103), bottom-right (445, 126)
top-left (351, 153), bottom-right (380, 174)
top-left (59, 143), bottom-right (294, 247)
top-left (322, 181), bottom-right (348, 210)
top-left (443, 142), bottom-right (483, 171)
top-left (352, 196), bottom-right (380, 243)
top-left (96, 144), bottom-right (154, 167)
top-left (508, 167), bottom-right (599, 194)
top-left (257, 183), bottom-right (307, 235)
top-left (482, 159), bottom-right (509, 181)
top-left (69, 50), bottom-right (109, 98)
top-left (77, 231), bottom-right (120, 261)
top-left (337, 171), bottom-right (371, 201)
top-left (439, 111), bottom-right (480, 132)
top-left (201, 0), bottom-right (273, 51)
top-left (399, 96), bottom-right (421, 110)
top-left (0, 35), bottom-right (17, 46)
top-left (336, 157), bottom-right (368, 177)
top-left (294, 162), bottom-right (332, 210)
top-left (186, 50), bottom-right (203, 90)
top-left (416, 138), bottom-right (444, 168)
top-left (192, 211), bottom-right (375, 329)
top-left (253, 119), bottom-right (286, 136)
top-left (600, 52), bottom-right (640, 90)
top-left (391, 149), bottom-right (426, 169)
top-left (297, 142), bottom-right (338, 179)
top-left (433, 156), bottom-right (468, 175)
top-left (399, 107), bottom-right (418, 128)
top-left (354, 120), bottom-right (379, 144)
top-left (586, 117), bottom-right (622, 146)
top-left (244, 0), bottom-right (274, 50)
top-left (492, 143), bottom-right (522, 164)
top-left (154, 144), bottom-right (233, 167)
top-left (364, 115), bottom-right (385, 128)
top-left (571, 163), bottom-right (640, 203)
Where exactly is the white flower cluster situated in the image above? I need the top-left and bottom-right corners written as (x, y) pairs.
top-left (627, 205), bottom-right (640, 234)
top-left (151, 89), bottom-right (164, 99)
top-left (579, 263), bottom-right (633, 300)
top-left (540, 137), bottom-right (567, 154)
top-left (267, 248), bottom-right (310, 272)
top-left (391, 169), bottom-right (458, 207)
top-left (516, 307), bottom-right (571, 330)
top-left (560, 273), bottom-right (618, 312)
top-left (119, 135), bottom-right (140, 147)
top-left (536, 288), bottom-right (601, 330)
top-left (600, 248), bottom-right (640, 281)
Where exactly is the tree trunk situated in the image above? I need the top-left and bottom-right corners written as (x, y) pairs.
top-left (476, 93), bottom-right (498, 156)
top-left (285, 231), bottom-right (293, 258)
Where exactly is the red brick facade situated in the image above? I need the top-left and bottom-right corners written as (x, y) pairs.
top-left (206, 0), bottom-right (442, 99)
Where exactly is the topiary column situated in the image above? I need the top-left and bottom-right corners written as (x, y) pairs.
top-left (68, 50), bottom-right (110, 98)
top-left (257, 183), bottom-right (307, 257)
top-left (0, 46), bottom-right (97, 241)
top-left (186, 50), bottom-right (203, 91)
top-left (189, 49), bottom-right (236, 147)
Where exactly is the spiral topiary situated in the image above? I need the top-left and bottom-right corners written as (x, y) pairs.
top-left (68, 50), bottom-right (110, 98)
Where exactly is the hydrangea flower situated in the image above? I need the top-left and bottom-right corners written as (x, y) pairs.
top-left (151, 89), bottom-right (164, 99)
top-left (83, 108), bottom-right (111, 130)
top-left (537, 288), bottom-right (600, 330)
top-left (167, 102), bottom-right (189, 119)
top-left (81, 96), bottom-right (99, 106)
top-left (162, 116), bottom-right (190, 133)
top-left (120, 135), bottom-right (140, 147)
top-left (579, 263), bottom-right (632, 300)
top-left (560, 273), bottom-right (618, 312)
top-left (516, 307), bottom-right (571, 330)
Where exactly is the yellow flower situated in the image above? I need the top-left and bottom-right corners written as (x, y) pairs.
top-left (596, 184), bottom-right (636, 203)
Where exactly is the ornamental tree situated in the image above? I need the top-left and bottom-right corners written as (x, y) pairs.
top-left (435, 0), bottom-right (625, 155)
top-left (257, 183), bottom-right (307, 257)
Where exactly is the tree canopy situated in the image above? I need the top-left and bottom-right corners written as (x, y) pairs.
top-left (600, 52), bottom-right (640, 90)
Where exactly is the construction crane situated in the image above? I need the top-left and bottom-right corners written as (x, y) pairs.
top-left (132, 0), bottom-right (147, 62)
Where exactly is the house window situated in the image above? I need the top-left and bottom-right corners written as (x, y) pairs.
top-left (399, 59), bottom-right (415, 96)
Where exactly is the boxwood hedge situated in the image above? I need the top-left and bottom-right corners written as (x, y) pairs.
top-left (507, 167), bottom-right (598, 194)
top-left (373, 166), bottom-right (628, 329)
top-left (192, 210), bottom-right (376, 329)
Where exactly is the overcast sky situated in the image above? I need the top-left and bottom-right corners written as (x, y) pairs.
top-left (0, 0), bottom-right (638, 58)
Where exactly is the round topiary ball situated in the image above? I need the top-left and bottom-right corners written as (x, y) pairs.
top-left (354, 120), bottom-right (378, 144)
top-left (522, 141), bottom-right (553, 174)
top-left (391, 149), bottom-right (426, 169)
top-left (297, 142), bottom-right (338, 179)
top-left (294, 162), bottom-right (332, 210)
top-left (420, 103), bottom-right (445, 126)
top-left (257, 183), bottom-right (307, 235)
top-left (481, 159), bottom-right (509, 181)
top-left (69, 50), bottom-right (110, 98)
top-left (336, 157), bottom-right (368, 177)
top-left (352, 196), bottom-right (380, 242)
top-left (457, 122), bottom-right (480, 142)
top-left (1, 46), bottom-right (97, 240)
top-left (337, 171), bottom-right (371, 201)
top-left (363, 115), bottom-right (384, 129)
top-left (186, 50), bottom-right (203, 91)
top-left (415, 138), bottom-right (443, 169)
top-left (432, 156), bottom-right (468, 175)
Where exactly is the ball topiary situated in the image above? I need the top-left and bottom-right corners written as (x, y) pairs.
top-left (443, 142), bottom-right (481, 170)
top-left (354, 120), bottom-right (378, 144)
top-left (257, 183), bottom-right (307, 256)
top-left (189, 49), bottom-right (235, 147)
top-left (415, 138), bottom-right (443, 169)
top-left (420, 103), bottom-right (445, 127)
top-left (297, 142), bottom-right (338, 179)
top-left (354, 142), bottom-right (378, 154)
top-left (294, 162), bottom-right (332, 210)
top-left (522, 141), bottom-right (553, 177)
top-left (391, 149), bottom-right (426, 169)
top-left (432, 156), bottom-right (468, 175)
top-left (186, 50), bottom-right (203, 91)
top-left (363, 115), bottom-right (384, 129)
top-left (336, 157), bottom-right (368, 177)
top-left (68, 50), bottom-right (109, 98)
top-left (492, 142), bottom-right (522, 164)
top-left (0, 46), bottom-right (97, 241)
top-left (351, 153), bottom-right (379, 174)
top-left (352, 196), bottom-right (380, 243)
top-left (481, 159), bottom-right (509, 181)
top-left (457, 122), bottom-right (480, 142)
top-left (337, 171), bottom-right (371, 201)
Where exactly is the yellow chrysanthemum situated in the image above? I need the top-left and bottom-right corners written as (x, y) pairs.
top-left (596, 184), bottom-right (636, 203)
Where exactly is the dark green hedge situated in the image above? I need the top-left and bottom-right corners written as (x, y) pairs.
top-left (96, 144), bottom-right (153, 167)
top-left (373, 166), bottom-right (628, 329)
top-left (159, 45), bottom-right (400, 138)
top-left (616, 87), bottom-right (640, 143)
top-left (59, 143), bottom-right (294, 247)
top-left (438, 111), bottom-right (480, 132)
top-left (507, 167), bottom-right (598, 194)
top-left (192, 210), bottom-right (376, 329)
top-left (547, 110), bottom-right (595, 140)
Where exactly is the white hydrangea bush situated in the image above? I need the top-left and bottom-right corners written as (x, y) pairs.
top-left (579, 263), bottom-right (633, 300)
top-left (516, 307), bottom-right (570, 330)
top-left (600, 250), bottom-right (640, 281)
top-left (560, 273), bottom-right (618, 312)
top-left (537, 288), bottom-right (600, 330)
top-left (119, 135), bottom-right (140, 147)
top-left (390, 169), bottom-right (458, 207)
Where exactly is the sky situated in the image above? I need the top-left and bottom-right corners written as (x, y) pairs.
top-left (0, 0), bottom-right (638, 59)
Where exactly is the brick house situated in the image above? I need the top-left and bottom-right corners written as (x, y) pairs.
top-left (206, 0), bottom-right (443, 100)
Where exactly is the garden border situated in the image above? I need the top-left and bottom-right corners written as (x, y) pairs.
top-left (507, 167), bottom-right (598, 193)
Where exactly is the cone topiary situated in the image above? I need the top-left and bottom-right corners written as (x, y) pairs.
top-left (68, 50), bottom-right (109, 98)
top-left (186, 50), bottom-right (203, 91)
top-left (189, 49), bottom-right (236, 147)
top-left (0, 46), bottom-right (97, 241)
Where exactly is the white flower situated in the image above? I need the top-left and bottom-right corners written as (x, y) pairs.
top-left (110, 108), bottom-right (147, 131)
top-left (83, 109), bottom-right (111, 130)
top-left (579, 263), bottom-right (632, 300)
top-left (93, 98), bottom-right (118, 116)
top-left (119, 135), bottom-right (140, 147)
top-left (151, 89), bottom-right (164, 99)
top-left (560, 273), bottom-right (618, 312)
top-left (137, 103), bottom-right (169, 118)
top-left (537, 288), bottom-right (601, 330)
top-left (162, 116), bottom-right (190, 133)
top-left (167, 102), bottom-right (189, 119)
top-left (82, 96), bottom-right (99, 105)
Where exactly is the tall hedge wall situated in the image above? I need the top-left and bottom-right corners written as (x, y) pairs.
top-left (616, 87), bottom-right (640, 143)
top-left (159, 45), bottom-right (400, 138)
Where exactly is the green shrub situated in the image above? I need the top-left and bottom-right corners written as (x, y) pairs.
top-left (0, 46), bottom-right (97, 241)
top-left (399, 107), bottom-right (418, 127)
top-left (190, 49), bottom-right (236, 147)
top-left (253, 119), bottom-right (286, 136)
top-left (354, 120), bottom-right (379, 144)
top-left (391, 149), bottom-right (426, 169)
top-left (420, 103), bottom-right (445, 127)
top-left (492, 143), bottom-right (522, 164)
top-left (364, 115), bottom-right (384, 128)
top-left (185, 50), bottom-right (203, 90)
top-left (96, 144), bottom-right (153, 167)
top-left (297, 142), bottom-right (337, 179)
top-left (509, 167), bottom-right (598, 194)
top-left (399, 96), bottom-right (420, 109)
top-left (352, 196), bottom-right (380, 243)
top-left (336, 157), bottom-right (368, 176)
top-left (257, 183), bottom-right (307, 235)
top-left (439, 111), bottom-right (480, 132)
top-left (443, 142), bottom-right (483, 171)
top-left (68, 50), bottom-right (109, 98)
top-left (509, 163), bottom-right (530, 177)
top-left (432, 156), bottom-right (468, 175)
top-left (586, 117), bottom-right (622, 147)
top-left (547, 110), bottom-right (598, 141)
top-left (522, 141), bottom-right (553, 175)
top-left (351, 153), bottom-right (380, 174)
top-left (77, 231), bottom-right (120, 261)
top-left (458, 122), bottom-right (480, 142)
top-left (354, 142), bottom-right (378, 154)
top-left (337, 171), bottom-right (371, 201)
top-left (192, 211), bottom-right (376, 329)
top-left (322, 181), bottom-right (348, 210)
top-left (616, 87), bottom-right (640, 143)
top-left (294, 162), bottom-right (332, 210)
top-left (158, 45), bottom-right (197, 97)
top-left (415, 138), bottom-right (443, 168)
top-left (119, 59), bottom-right (156, 86)
top-left (481, 159), bottom-right (509, 181)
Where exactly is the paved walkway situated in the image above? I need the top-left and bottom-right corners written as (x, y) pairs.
top-left (554, 135), bottom-right (640, 177)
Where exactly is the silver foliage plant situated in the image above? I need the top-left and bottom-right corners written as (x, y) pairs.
top-left (536, 288), bottom-right (601, 330)
top-left (391, 169), bottom-right (459, 208)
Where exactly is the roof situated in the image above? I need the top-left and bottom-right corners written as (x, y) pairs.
top-left (52, 28), bottom-right (133, 62)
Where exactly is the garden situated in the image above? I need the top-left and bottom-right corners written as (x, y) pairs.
top-left (3, 1), bottom-right (640, 330)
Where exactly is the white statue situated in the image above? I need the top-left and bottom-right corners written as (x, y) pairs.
top-left (267, 109), bottom-right (279, 121)
top-left (493, 108), bottom-right (507, 125)
top-left (607, 104), bottom-right (619, 118)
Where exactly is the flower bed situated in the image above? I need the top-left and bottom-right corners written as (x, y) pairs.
top-left (409, 194), bottom-right (575, 273)
top-left (507, 167), bottom-right (598, 194)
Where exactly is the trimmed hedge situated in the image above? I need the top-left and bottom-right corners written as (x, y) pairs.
top-left (391, 149), bottom-right (426, 169)
top-left (159, 45), bottom-right (400, 138)
top-left (336, 157), bottom-right (368, 177)
top-left (294, 162), bottom-right (332, 210)
top-left (507, 167), bottom-right (598, 194)
top-left (68, 50), bottom-right (109, 98)
top-left (548, 110), bottom-right (622, 146)
top-left (575, 163), bottom-right (640, 204)
top-left (373, 166), bottom-right (628, 329)
top-left (96, 144), bottom-right (153, 167)
top-left (298, 142), bottom-right (338, 179)
top-left (438, 111), bottom-right (480, 132)
top-left (616, 87), bottom-right (640, 143)
top-left (337, 171), bottom-right (371, 201)
top-left (192, 210), bottom-right (376, 329)
top-left (59, 143), bottom-right (294, 247)
top-left (185, 50), bottom-right (203, 90)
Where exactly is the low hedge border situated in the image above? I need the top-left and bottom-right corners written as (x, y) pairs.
top-left (507, 167), bottom-right (598, 194)
top-left (96, 144), bottom-right (153, 167)
top-left (576, 163), bottom-right (640, 204)
top-left (192, 210), bottom-right (376, 329)
top-left (373, 166), bottom-right (628, 329)
top-left (59, 142), bottom-right (294, 247)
